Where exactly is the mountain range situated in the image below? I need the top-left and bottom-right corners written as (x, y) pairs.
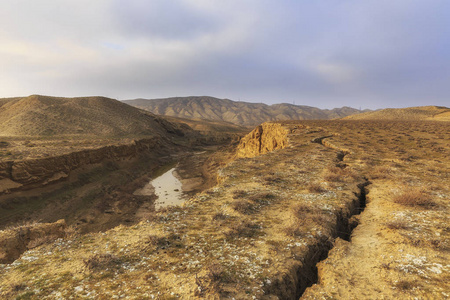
top-left (123, 96), bottom-right (368, 126)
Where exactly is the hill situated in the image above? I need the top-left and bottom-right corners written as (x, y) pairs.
top-left (162, 116), bottom-right (248, 134)
top-left (343, 105), bottom-right (450, 121)
top-left (0, 95), bottom-right (180, 137)
top-left (123, 96), bottom-right (365, 126)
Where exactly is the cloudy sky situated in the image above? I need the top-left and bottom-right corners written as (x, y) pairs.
top-left (0, 0), bottom-right (449, 109)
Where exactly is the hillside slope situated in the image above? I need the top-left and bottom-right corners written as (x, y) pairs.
top-left (343, 105), bottom-right (450, 121)
top-left (0, 95), bottom-right (180, 137)
top-left (123, 96), bottom-right (365, 126)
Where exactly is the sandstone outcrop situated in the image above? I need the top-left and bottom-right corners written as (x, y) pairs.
top-left (235, 122), bottom-right (288, 158)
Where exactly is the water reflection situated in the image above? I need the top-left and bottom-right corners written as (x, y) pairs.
top-left (135, 167), bottom-right (187, 209)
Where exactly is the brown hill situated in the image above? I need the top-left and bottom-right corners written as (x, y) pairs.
top-left (123, 96), bottom-right (365, 126)
top-left (163, 116), bottom-right (248, 133)
top-left (343, 105), bottom-right (450, 121)
top-left (0, 95), bottom-right (181, 137)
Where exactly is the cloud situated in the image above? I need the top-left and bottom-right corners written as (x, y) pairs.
top-left (0, 0), bottom-right (449, 109)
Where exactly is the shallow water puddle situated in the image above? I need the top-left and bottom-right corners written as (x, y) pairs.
top-left (135, 167), bottom-right (187, 209)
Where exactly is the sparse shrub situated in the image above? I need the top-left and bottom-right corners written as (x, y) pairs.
top-left (291, 203), bottom-right (316, 217)
top-left (323, 165), bottom-right (358, 182)
top-left (232, 190), bottom-right (247, 199)
top-left (27, 235), bottom-right (58, 249)
top-left (323, 171), bottom-right (341, 182)
top-left (428, 239), bottom-right (449, 251)
top-left (0, 141), bottom-right (9, 148)
top-left (83, 253), bottom-right (122, 271)
top-left (307, 182), bottom-right (326, 193)
top-left (212, 212), bottom-right (228, 221)
top-left (225, 220), bottom-right (260, 239)
top-left (264, 176), bottom-right (282, 184)
top-left (64, 225), bottom-right (78, 239)
top-left (232, 200), bottom-right (254, 214)
top-left (394, 189), bottom-right (436, 208)
top-left (11, 283), bottom-right (26, 292)
top-left (385, 220), bottom-right (410, 230)
top-left (394, 280), bottom-right (420, 290)
top-left (283, 223), bottom-right (303, 237)
top-left (207, 263), bottom-right (225, 282)
top-left (370, 166), bottom-right (393, 179)
top-left (195, 263), bottom-right (228, 296)
top-left (146, 233), bottom-right (183, 249)
top-left (248, 192), bottom-right (276, 204)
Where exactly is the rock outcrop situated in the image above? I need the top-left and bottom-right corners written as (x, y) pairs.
top-left (235, 122), bottom-right (288, 158)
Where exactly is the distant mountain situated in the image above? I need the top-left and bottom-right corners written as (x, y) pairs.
top-left (123, 96), bottom-right (366, 126)
top-left (0, 95), bottom-right (184, 137)
top-left (343, 106), bottom-right (450, 121)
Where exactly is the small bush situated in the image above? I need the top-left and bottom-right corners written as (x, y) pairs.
top-left (232, 190), bottom-right (247, 199)
top-left (323, 165), bottom-right (358, 182)
top-left (212, 212), bottom-right (228, 221)
top-left (264, 176), bottom-right (283, 184)
top-left (207, 263), bottom-right (225, 282)
top-left (370, 166), bottom-right (393, 179)
top-left (386, 220), bottom-right (411, 230)
top-left (248, 192), bottom-right (276, 204)
top-left (394, 189), bottom-right (436, 208)
top-left (394, 280), bottom-right (420, 290)
top-left (283, 223), bottom-right (303, 237)
top-left (195, 263), bottom-right (228, 296)
top-left (232, 200), bottom-right (255, 214)
top-left (291, 203), bottom-right (316, 217)
top-left (307, 183), bottom-right (326, 193)
top-left (11, 283), bottom-right (26, 292)
top-left (146, 233), bottom-right (183, 249)
top-left (83, 254), bottom-right (122, 271)
top-left (225, 220), bottom-right (260, 239)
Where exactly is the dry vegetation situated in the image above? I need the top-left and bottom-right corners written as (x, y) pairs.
top-left (0, 119), bottom-right (449, 299)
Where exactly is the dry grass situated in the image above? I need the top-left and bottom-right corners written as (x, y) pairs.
top-left (393, 189), bottom-right (437, 208)
top-left (385, 220), bottom-right (411, 230)
top-left (232, 200), bottom-right (255, 214)
top-left (83, 254), bottom-right (122, 271)
top-left (369, 166), bottom-right (393, 179)
top-left (225, 220), bottom-right (260, 239)
top-left (323, 165), bottom-right (358, 182)
top-left (307, 182), bottom-right (326, 193)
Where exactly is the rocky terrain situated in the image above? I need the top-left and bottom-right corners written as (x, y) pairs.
top-left (1, 118), bottom-right (447, 299)
top-left (343, 105), bottom-right (450, 121)
top-left (124, 96), bottom-right (367, 126)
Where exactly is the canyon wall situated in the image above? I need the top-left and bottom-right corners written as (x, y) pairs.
top-left (0, 138), bottom-right (167, 193)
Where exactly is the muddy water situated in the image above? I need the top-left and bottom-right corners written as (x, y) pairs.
top-left (135, 167), bottom-right (187, 209)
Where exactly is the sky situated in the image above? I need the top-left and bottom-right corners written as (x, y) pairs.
top-left (0, 0), bottom-right (449, 109)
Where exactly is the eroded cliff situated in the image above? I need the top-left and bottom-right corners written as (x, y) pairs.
top-left (0, 138), bottom-right (167, 193)
top-left (235, 122), bottom-right (289, 158)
